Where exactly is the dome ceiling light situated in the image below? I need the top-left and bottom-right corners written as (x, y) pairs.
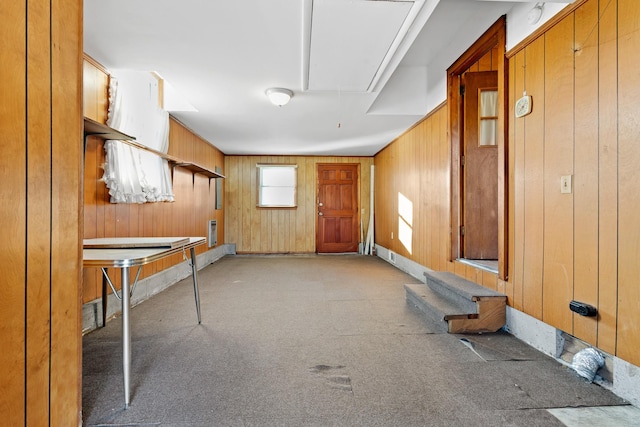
top-left (265, 88), bottom-right (294, 106)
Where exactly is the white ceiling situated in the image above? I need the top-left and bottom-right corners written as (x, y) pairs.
top-left (83, 0), bottom-right (558, 156)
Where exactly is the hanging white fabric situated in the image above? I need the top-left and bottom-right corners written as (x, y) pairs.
top-left (103, 69), bottom-right (174, 203)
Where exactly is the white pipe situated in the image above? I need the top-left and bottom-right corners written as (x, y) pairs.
top-left (370, 164), bottom-right (375, 253)
top-left (364, 165), bottom-right (375, 255)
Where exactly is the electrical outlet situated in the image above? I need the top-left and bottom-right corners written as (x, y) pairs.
top-left (560, 175), bottom-right (572, 194)
top-left (391, 231), bottom-right (394, 239)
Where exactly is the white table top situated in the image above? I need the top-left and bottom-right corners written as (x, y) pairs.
top-left (83, 237), bottom-right (191, 249)
top-left (83, 237), bottom-right (206, 268)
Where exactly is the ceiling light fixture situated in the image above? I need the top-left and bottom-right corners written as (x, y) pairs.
top-left (265, 88), bottom-right (294, 106)
top-left (527, 2), bottom-right (545, 26)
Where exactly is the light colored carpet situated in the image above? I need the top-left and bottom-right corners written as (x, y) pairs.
top-left (83, 254), bottom-right (627, 426)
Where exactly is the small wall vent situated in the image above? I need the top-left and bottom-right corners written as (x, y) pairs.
top-left (389, 251), bottom-right (396, 264)
top-left (208, 220), bottom-right (217, 247)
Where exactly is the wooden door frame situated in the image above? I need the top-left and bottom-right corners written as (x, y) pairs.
top-left (447, 16), bottom-right (508, 280)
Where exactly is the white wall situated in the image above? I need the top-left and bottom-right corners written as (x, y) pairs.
top-left (506, 1), bottom-right (575, 50)
top-left (421, 1), bottom-right (575, 113)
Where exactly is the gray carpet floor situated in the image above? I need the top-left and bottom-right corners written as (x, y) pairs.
top-left (82, 255), bottom-right (626, 426)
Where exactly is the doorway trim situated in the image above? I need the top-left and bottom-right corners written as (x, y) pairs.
top-left (447, 16), bottom-right (508, 280)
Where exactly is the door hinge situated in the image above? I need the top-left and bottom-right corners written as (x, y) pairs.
top-left (460, 85), bottom-right (465, 96)
top-left (460, 225), bottom-right (465, 236)
top-left (461, 155), bottom-right (465, 167)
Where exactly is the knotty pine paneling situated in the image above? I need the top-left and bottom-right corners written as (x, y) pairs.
top-left (225, 156), bottom-right (372, 253)
top-left (82, 60), bottom-right (225, 303)
top-left (1, 0), bottom-right (83, 424)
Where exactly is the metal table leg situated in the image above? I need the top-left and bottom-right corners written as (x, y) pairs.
top-left (121, 266), bottom-right (131, 408)
top-left (190, 247), bottom-right (202, 324)
top-left (102, 268), bottom-right (108, 327)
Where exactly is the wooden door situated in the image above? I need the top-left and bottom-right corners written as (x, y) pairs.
top-left (317, 164), bottom-right (359, 253)
top-left (462, 71), bottom-right (498, 259)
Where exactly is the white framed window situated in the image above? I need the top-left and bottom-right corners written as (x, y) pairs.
top-left (257, 164), bottom-right (297, 207)
top-left (479, 89), bottom-right (498, 146)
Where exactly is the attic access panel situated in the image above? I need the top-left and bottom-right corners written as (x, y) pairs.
top-left (307, 0), bottom-right (414, 92)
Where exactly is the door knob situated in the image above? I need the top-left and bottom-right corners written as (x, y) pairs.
top-left (318, 202), bottom-right (323, 207)
top-left (318, 212), bottom-right (323, 216)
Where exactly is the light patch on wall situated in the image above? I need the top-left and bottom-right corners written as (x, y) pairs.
top-left (398, 192), bottom-right (413, 254)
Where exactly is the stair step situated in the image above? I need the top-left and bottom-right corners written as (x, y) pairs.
top-left (406, 271), bottom-right (507, 334)
top-left (424, 271), bottom-right (505, 306)
top-left (405, 284), bottom-right (477, 330)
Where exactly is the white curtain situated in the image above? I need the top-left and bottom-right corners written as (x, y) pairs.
top-left (103, 69), bottom-right (174, 203)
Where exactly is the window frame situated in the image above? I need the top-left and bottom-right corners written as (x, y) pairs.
top-left (256, 163), bottom-right (298, 208)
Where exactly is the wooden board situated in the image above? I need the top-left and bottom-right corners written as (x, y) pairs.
top-left (522, 36), bottom-right (545, 320)
top-left (596, 0), bottom-right (618, 356)
top-left (616, 0), bottom-right (640, 366)
top-left (542, 16), bottom-right (575, 333)
top-left (572, 0), bottom-right (599, 346)
top-left (511, 49), bottom-right (525, 311)
top-left (50, 0), bottom-right (83, 422)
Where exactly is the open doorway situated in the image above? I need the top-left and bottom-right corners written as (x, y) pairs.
top-left (447, 17), bottom-right (508, 279)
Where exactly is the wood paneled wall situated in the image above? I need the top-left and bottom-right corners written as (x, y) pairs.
top-left (0, 0), bottom-right (83, 424)
top-left (465, 45), bottom-right (500, 73)
top-left (375, 107), bottom-right (453, 273)
top-left (375, 0), bottom-right (640, 367)
top-left (82, 60), bottom-right (225, 304)
top-left (509, 0), bottom-right (639, 365)
top-left (225, 156), bottom-right (373, 253)
top-left (375, 45), bottom-right (500, 284)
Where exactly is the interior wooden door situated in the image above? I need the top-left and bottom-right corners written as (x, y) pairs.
top-left (462, 71), bottom-right (498, 259)
top-left (317, 164), bottom-right (359, 253)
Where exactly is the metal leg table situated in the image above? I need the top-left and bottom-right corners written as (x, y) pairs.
top-left (84, 237), bottom-right (206, 408)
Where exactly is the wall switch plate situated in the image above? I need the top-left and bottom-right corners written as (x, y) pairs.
top-left (561, 175), bottom-right (572, 194)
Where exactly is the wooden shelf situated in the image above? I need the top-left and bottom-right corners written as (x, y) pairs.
top-left (173, 162), bottom-right (223, 179)
top-left (83, 117), bottom-right (225, 180)
top-left (84, 117), bottom-right (135, 141)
